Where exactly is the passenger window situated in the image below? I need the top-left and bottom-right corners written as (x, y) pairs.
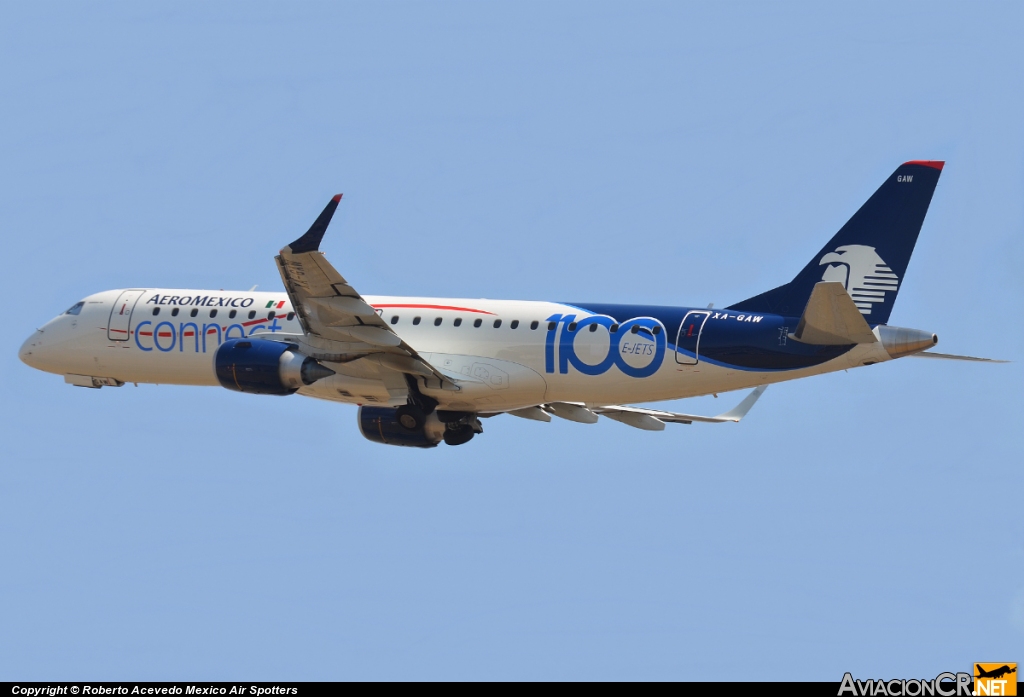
top-left (286, 312), bottom-right (295, 321)
top-left (652, 326), bottom-right (662, 335)
top-left (210, 309), bottom-right (218, 318)
top-left (493, 319), bottom-right (502, 328)
top-left (190, 308), bottom-right (199, 318)
top-left (268, 311), bottom-right (276, 320)
top-left (64, 302), bottom-right (84, 315)
top-left (391, 316), bottom-right (399, 325)
top-left (413, 316), bottom-right (421, 325)
top-left (434, 317), bottom-right (442, 326)
top-left (474, 318), bottom-right (482, 328)
top-left (152, 308), bottom-right (160, 316)
top-left (530, 320), bottom-right (538, 330)
top-left (631, 325), bottom-right (640, 334)
top-left (454, 318), bottom-right (462, 327)
top-left (610, 324), bottom-right (619, 333)
top-left (548, 321), bottom-right (556, 330)
top-left (510, 320), bottom-right (519, 329)
top-left (171, 308), bottom-right (180, 317)
top-left (567, 322), bottom-right (577, 331)
top-left (229, 310), bottom-right (237, 319)
top-left (589, 323), bottom-right (597, 332)
top-left (248, 310), bottom-right (256, 319)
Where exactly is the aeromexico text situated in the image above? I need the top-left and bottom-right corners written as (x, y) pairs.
top-left (146, 294), bottom-right (257, 308)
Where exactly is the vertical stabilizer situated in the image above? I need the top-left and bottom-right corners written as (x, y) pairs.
top-left (728, 161), bottom-right (943, 324)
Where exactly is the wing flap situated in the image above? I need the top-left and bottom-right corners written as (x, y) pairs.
top-left (599, 410), bottom-right (666, 431)
top-left (508, 406), bottom-right (552, 422)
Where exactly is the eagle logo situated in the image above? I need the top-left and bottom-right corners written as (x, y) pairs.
top-left (819, 244), bottom-right (899, 316)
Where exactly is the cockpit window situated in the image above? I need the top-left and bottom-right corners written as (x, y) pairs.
top-left (65, 302), bottom-right (84, 315)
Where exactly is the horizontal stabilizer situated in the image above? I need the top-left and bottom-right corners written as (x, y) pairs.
top-left (791, 282), bottom-right (877, 345)
top-left (910, 351), bottom-right (1008, 363)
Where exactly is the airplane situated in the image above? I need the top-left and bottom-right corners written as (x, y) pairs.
top-left (19, 160), bottom-right (1003, 447)
top-left (975, 665), bottom-right (1016, 680)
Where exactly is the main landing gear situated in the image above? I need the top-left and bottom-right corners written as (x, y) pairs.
top-left (396, 376), bottom-right (483, 446)
top-left (395, 404), bottom-right (425, 431)
top-left (437, 410), bottom-right (484, 446)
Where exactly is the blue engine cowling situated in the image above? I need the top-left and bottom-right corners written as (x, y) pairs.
top-left (357, 406), bottom-right (444, 448)
top-left (215, 339), bottom-right (335, 396)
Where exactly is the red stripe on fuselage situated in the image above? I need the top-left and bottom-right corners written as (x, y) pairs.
top-left (372, 303), bottom-right (494, 315)
top-left (123, 316), bottom-right (280, 337)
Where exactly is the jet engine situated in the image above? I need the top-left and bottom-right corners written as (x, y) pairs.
top-left (215, 338), bottom-right (335, 396)
top-left (358, 406), bottom-right (483, 448)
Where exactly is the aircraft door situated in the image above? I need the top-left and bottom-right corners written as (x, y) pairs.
top-left (108, 289), bottom-right (147, 341)
top-left (674, 310), bottom-right (711, 365)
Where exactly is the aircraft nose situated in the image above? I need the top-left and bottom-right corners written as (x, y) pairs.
top-left (19, 330), bottom-right (45, 369)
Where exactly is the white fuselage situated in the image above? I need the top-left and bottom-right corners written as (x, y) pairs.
top-left (19, 287), bottom-right (895, 412)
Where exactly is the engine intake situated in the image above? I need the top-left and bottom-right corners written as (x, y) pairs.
top-left (215, 339), bottom-right (335, 396)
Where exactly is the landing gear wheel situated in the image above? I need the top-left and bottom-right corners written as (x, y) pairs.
top-left (443, 426), bottom-right (475, 446)
top-left (395, 404), bottom-right (425, 431)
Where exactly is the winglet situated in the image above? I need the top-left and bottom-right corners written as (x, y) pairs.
top-left (716, 385), bottom-right (767, 421)
top-left (285, 194), bottom-right (343, 254)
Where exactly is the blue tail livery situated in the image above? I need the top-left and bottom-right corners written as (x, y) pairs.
top-left (728, 161), bottom-right (944, 324)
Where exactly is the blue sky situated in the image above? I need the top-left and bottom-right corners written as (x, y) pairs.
top-left (1, 1), bottom-right (1021, 680)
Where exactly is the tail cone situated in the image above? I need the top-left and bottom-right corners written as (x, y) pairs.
top-left (877, 325), bottom-right (938, 359)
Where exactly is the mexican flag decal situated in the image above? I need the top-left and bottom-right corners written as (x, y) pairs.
top-left (265, 300), bottom-right (286, 309)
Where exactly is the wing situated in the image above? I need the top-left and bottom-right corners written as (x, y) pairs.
top-left (593, 386), bottom-right (767, 429)
top-left (273, 195), bottom-right (458, 390)
top-left (504, 386), bottom-right (768, 430)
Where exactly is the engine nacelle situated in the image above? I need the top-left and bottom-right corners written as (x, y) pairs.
top-left (358, 406), bottom-right (485, 447)
top-left (357, 406), bottom-right (445, 448)
top-left (215, 339), bottom-right (335, 396)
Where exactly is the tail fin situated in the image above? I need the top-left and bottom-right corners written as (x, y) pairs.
top-left (728, 161), bottom-right (944, 324)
